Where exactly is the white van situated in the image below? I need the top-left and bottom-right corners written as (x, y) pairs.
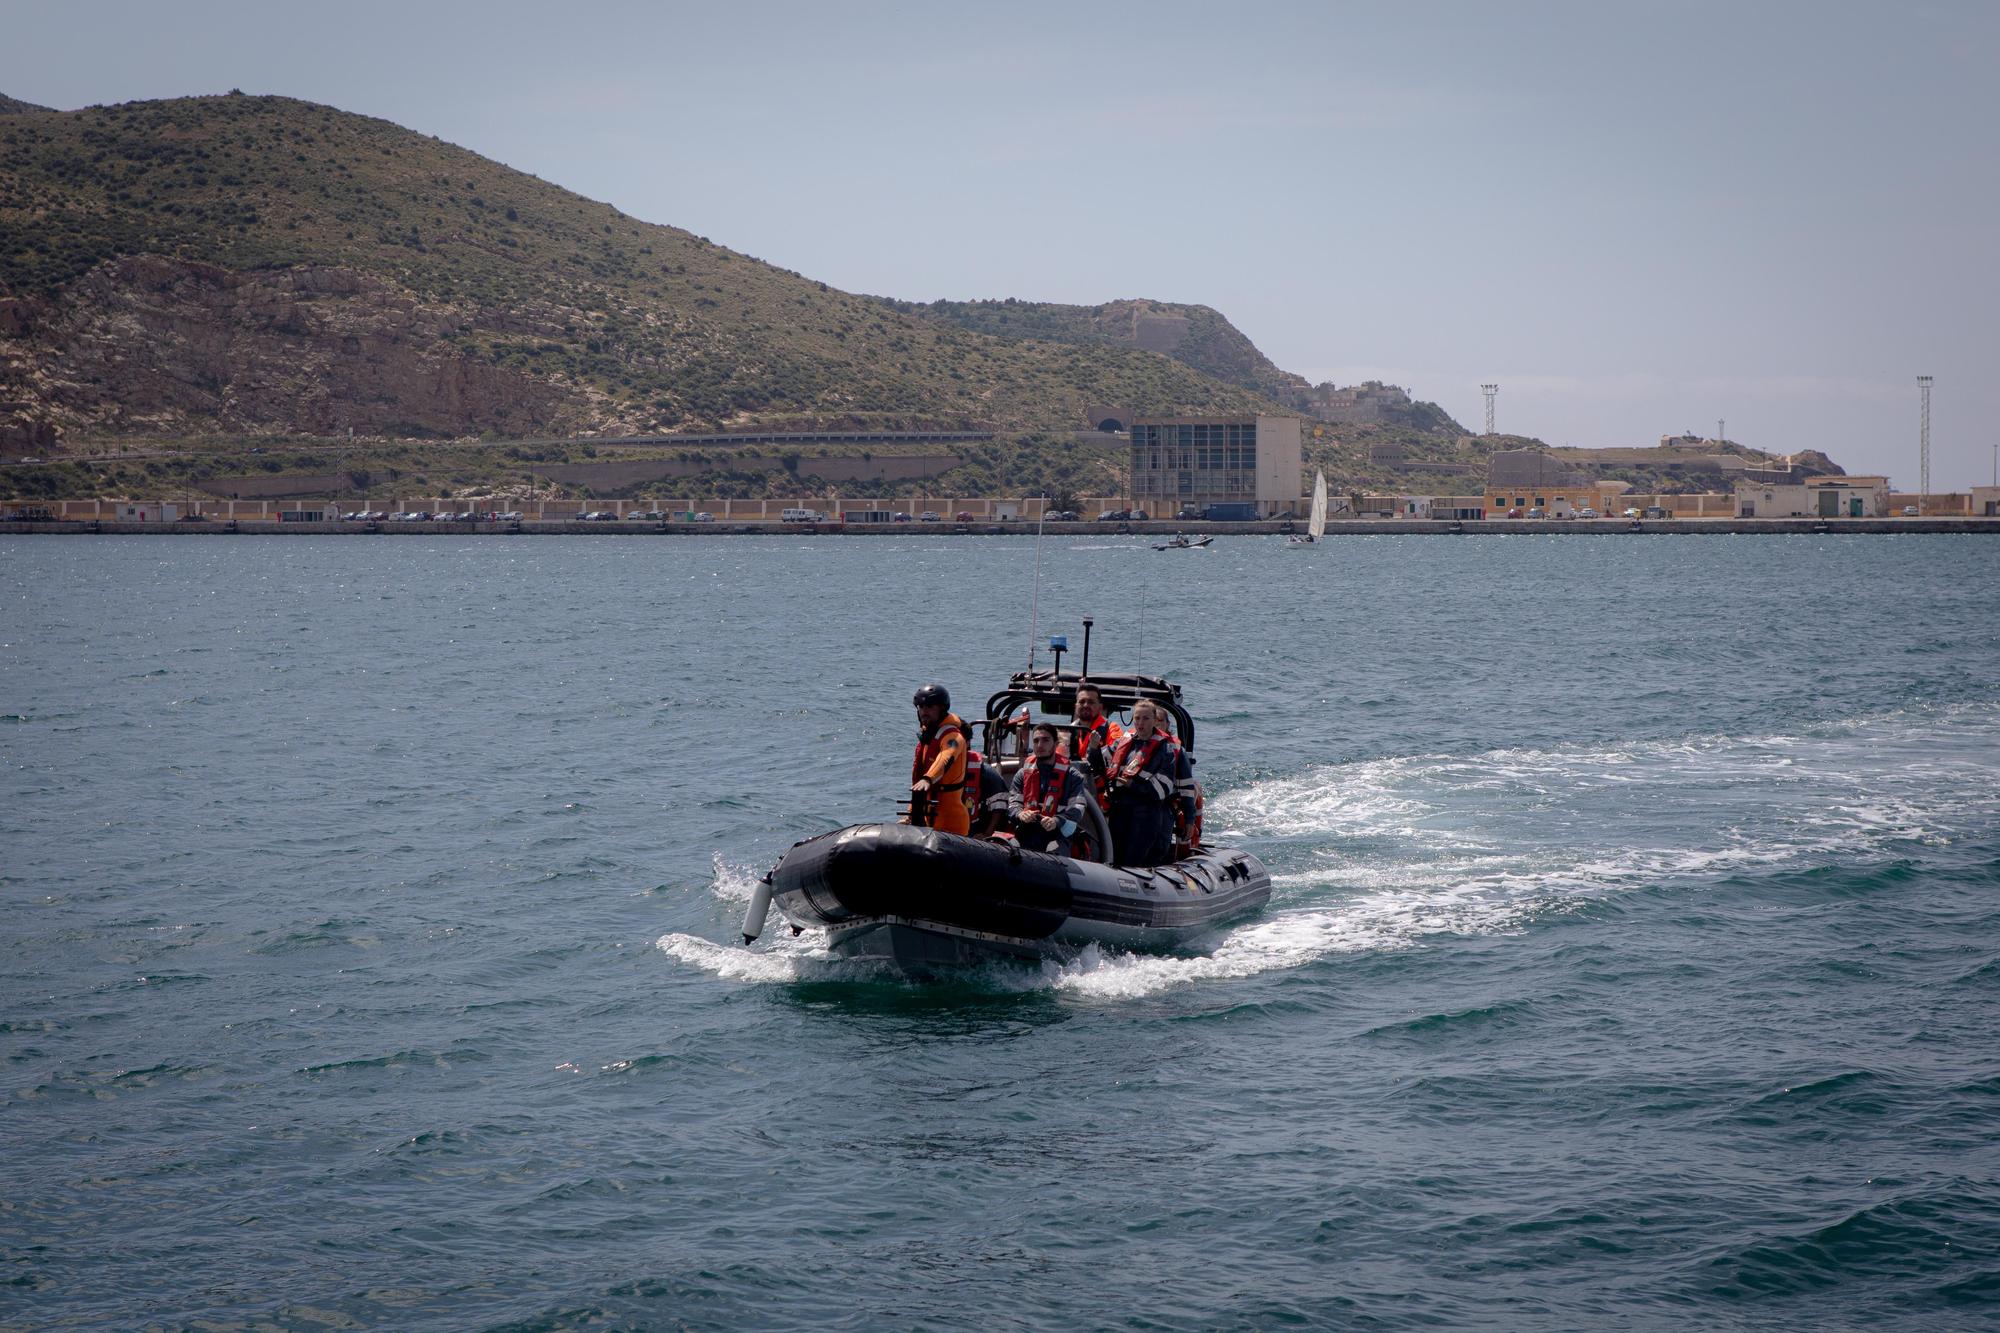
top-left (779, 508), bottom-right (823, 522)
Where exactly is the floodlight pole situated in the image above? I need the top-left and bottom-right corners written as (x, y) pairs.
top-left (1918, 375), bottom-right (1933, 510)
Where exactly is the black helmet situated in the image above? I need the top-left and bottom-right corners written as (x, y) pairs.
top-left (912, 683), bottom-right (950, 710)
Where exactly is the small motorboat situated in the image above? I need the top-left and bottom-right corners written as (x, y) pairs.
top-left (743, 653), bottom-right (1272, 970)
top-left (1153, 533), bottom-right (1213, 550)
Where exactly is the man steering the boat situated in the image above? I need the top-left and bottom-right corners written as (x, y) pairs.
top-left (1106, 699), bottom-right (1191, 867)
top-left (1009, 723), bottom-right (1092, 855)
top-left (908, 683), bottom-right (971, 836)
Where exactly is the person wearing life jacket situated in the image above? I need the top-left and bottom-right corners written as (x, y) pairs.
top-left (908, 683), bottom-right (971, 836)
top-left (1061, 681), bottom-right (1123, 813)
top-left (1008, 723), bottom-right (1091, 856)
top-left (1162, 713), bottom-right (1203, 858)
top-left (964, 743), bottom-right (1011, 837)
top-left (1105, 699), bottom-right (1188, 868)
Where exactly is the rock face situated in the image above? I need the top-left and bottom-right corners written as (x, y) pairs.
top-left (0, 256), bottom-right (600, 443)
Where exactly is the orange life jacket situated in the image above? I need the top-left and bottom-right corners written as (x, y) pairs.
top-left (1020, 752), bottom-right (1073, 815)
top-left (1064, 714), bottom-right (1122, 808)
top-left (1177, 783), bottom-right (1205, 850)
top-left (1109, 728), bottom-right (1176, 787)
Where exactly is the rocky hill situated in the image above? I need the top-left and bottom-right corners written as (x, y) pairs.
top-left (0, 92), bottom-right (1276, 449)
top-left (875, 296), bottom-right (1310, 405)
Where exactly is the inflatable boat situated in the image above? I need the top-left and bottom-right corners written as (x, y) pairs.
top-left (741, 648), bottom-right (1272, 969)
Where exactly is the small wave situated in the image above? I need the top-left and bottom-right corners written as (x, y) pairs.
top-left (299, 1047), bottom-right (490, 1075)
top-left (1690, 1187), bottom-right (2000, 1297)
top-left (1744, 1069), bottom-right (1890, 1112)
top-left (1359, 997), bottom-right (1543, 1039)
top-left (1952, 958), bottom-right (2000, 991)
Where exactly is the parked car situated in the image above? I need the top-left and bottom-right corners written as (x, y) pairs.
top-left (1576, 507), bottom-right (1600, 519)
top-left (689, 511), bottom-right (716, 523)
top-left (1045, 510), bottom-right (1078, 522)
top-left (918, 511), bottom-right (941, 522)
top-left (1903, 505), bottom-right (1919, 516)
top-left (1526, 507), bottom-right (1546, 519)
top-left (1096, 508), bottom-right (1126, 521)
top-left (627, 509), bottom-right (665, 520)
top-left (1177, 505), bottom-right (1205, 520)
top-left (1622, 507), bottom-right (1641, 519)
top-left (1505, 508), bottom-right (1523, 518)
top-left (1130, 510), bottom-right (1150, 521)
top-left (956, 511), bottom-right (975, 521)
top-left (1643, 506), bottom-right (1670, 519)
top-left (892, 512), bottom-right (913, 522)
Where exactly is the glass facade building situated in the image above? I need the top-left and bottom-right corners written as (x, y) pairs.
top-left (1128, 415), bottom-right (1301, 516)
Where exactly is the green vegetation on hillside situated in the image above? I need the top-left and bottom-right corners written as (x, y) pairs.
top-left (0, 93), bottom-right (1275, 437)
top-left (875, 296), bottom-right (1309, 403)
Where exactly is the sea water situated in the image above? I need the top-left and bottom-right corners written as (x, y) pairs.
top-left (3, 533), bottom-right (1997, 1329)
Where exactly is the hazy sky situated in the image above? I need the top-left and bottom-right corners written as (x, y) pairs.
top-left (6, 0), bottom-right (1996, 486)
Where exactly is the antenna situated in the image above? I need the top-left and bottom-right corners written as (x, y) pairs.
top-left (1481, 384), bottom-right (1499, 435)
top-left (1025, 496), bottom-right (1048, 673)
top-left (1717, 418), bottom-right (1725, 446)
top-left (1917, 375), bottom-right (1933, 509)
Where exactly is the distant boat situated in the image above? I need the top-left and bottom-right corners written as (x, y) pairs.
top-left (1153, 533), bottom-right (1213, 550)
top-left (1286, 471), bottom-right (1327, 546)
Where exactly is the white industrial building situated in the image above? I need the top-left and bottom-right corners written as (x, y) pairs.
top-left (1734, 479), bottom-right (1890, 518)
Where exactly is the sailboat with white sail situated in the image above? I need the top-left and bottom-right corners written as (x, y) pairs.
top-left (1286, 470), bottom-right (1327, 546)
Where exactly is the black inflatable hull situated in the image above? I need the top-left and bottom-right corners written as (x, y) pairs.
top-left (768, 823), bottom-right (1272, 968)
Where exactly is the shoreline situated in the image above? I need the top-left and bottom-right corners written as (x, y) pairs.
top-left (7, 517), bottom-right (2000, 536)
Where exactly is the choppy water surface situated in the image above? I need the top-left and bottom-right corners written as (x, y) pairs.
top-left (4, 533), bottom-right (1998, 1329)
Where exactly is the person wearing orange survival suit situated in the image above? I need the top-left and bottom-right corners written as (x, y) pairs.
top-left (908, 682), bottom-right (971, 836)
top-left (1060, 681), bottom-right (1124, 813)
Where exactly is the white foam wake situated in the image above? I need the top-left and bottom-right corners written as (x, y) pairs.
top-left (660, 704), bottom-right (2000, 1000)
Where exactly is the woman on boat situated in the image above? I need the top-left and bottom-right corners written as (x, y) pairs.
top-left (1106, 700), bottom-right (1188, 867)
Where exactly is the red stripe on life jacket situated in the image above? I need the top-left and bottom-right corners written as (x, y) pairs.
top-left (1110, 729), bottom-right (1175, 781)
top-left (1021, 753), bottom-right (1071, 815)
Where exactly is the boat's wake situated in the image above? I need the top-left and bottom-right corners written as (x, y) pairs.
top-left (660, 704), bottom-right (2000, 999)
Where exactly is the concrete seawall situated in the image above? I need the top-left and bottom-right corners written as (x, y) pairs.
top-left (9, 517), bottom-right (2000, 537)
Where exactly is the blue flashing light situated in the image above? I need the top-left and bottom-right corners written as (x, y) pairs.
top-left (1050, 634), bottom-right (1069, 651)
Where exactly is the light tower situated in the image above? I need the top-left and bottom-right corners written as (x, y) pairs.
top-left (1918, 375), bottom-right (1933, 509)
top-left (1481, 383), bottom-right (1499, 436)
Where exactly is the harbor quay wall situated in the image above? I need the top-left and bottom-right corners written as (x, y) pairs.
top-left (3, 495), bottom-right (1130, 522)
top-left (13, 491), bottom-right (2000, 524)
top-left (10, 517), bottom-right (2000, 536)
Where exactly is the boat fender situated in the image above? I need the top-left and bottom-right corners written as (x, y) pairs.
top-left (741, 875), bottom-right (775, 945)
